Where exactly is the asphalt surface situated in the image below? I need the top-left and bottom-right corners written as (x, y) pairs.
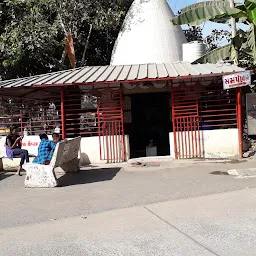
top-left (1, 188), bottom-right (256, 255)
top-left (1, 160), bottom-right (256, 255)
top-left (1, 160), bottom-right (256, 229)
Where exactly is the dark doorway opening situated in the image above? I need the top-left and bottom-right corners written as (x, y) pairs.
top-left (130, 93), bottom-right (171, 158)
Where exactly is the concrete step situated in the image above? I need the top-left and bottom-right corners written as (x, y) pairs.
top-left (128, 156), bottom-right (174, 164)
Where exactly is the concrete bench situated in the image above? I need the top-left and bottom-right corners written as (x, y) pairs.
top-left (23, 137), bottom-right (81, 188)
top-left (0, 154), bottom-right (36, 171)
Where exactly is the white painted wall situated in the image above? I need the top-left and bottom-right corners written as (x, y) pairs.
top-left (0, 135), bottom-right (42, 170)
top-left (0, 135), bottom-right (130, 170)
top-left (0, 128), bottom-right (239, 169)
top-left (169, 128), bottom-right (239, 159)
top-left (0, 135), bottom-right (53, 157)
top-left (79, 135), bottom-right (130, 165)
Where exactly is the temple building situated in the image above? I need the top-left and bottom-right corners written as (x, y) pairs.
top-left (0, 0), bottom-right (248, 165)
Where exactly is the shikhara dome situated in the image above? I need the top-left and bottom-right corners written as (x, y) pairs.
top-left (111, 0), bottom-right (187, 65)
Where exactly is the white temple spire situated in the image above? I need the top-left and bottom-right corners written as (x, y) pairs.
top-left (111, 0), bottom-right (187, 65)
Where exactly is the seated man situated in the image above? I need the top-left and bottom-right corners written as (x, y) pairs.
top-left (52, 132), bottom-right (61, 144)
top-left (33, 134), bottom-right (56, 165)
top-left (33, 133), bottom-right (62, 165)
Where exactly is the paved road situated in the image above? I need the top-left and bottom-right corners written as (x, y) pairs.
top-left (1, 160), bottom-right (256, 229)
top-left (1, 160), bottom-right (256, 255)
top-left (1, 188), bottom-right (256, 256)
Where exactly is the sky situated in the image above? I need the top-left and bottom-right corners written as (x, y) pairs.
top-left (167, 0), bottom-right (246, 38)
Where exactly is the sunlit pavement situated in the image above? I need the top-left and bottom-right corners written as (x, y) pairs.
top-left (1, 160), bottom-right (256, 255)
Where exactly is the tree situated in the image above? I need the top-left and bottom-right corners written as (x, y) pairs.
top-left (0, 0), bottom-right (133, 80)
top-left (172, 0), bottom-right (256, 66)
top-left (183, 26), bottom-right (231, 52)
top-left (183, 26), bottom-right (203, 42)
top-left (205, 29), bottom-right (231, 52)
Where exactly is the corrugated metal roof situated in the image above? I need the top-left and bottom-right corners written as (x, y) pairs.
top-left (0, 62), bottom-right (245, 89)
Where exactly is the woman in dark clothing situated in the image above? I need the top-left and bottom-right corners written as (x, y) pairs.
top-left (6, 125), bottom-right (29, 176)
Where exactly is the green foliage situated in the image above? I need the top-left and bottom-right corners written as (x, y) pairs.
top-left (173, 0), bottom-right (256, 67)
top-left (205, 29), bottom-right (231, 51)
top-left (184, 26), bottom-right (231, 52)
top-left (0, 0), bottom-right (133, 79)
top-left (193, 44), bottom-right (231, 64)
top-left (173, 1), bottom-right (244, 26)
top-left (243, 24), bottom-right (256, 61)
top-left (183, 26), bottom-right (203, 42)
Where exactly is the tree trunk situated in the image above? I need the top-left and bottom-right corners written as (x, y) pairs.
top-left (81, 24), bottom-right (93, 67)
top-left (58, 13), bottom-right (68, 65)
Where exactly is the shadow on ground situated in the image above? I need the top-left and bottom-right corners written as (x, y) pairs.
top-left (0, 173), bottom-right (14, 181)
top-left (210, 171), bottom-right (229, 175)
top-left (58, 168), bottom-right (121, 187)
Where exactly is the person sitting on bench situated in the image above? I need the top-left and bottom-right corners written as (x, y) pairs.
top-left (6, 125), bottom-right (29, 176)
top-left (33, 133), bottom-right (56, 165)
top-left (32, 132), bottom-right (62, 165)
top-left (52, 132), bottom-right (61, 144)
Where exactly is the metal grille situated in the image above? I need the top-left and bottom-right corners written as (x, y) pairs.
top-left (97, 87), bottom-right (126, 163)
top-left (0, 87), bottom-right (99, 138)
top-left (0, 94), bottom-right (61, 136)
top-left (172, 78), bottom-right (238, 159)
top-left (199, 80), bottom-right (237, 130)
top-left (63, 87), bottom-right (98, 137)
top-left (172, 82), bottom-right (202, 159)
